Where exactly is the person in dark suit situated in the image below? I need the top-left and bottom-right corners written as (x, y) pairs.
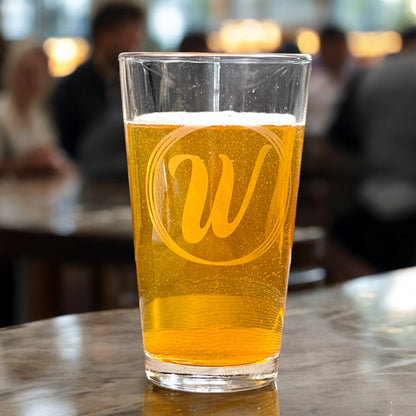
top-left (52, 1), bottom-right (145, 160)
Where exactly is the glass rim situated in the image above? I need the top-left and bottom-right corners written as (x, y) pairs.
top-left (119, 52), bottom-right (312, 64)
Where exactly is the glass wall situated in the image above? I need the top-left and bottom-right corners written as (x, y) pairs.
top-left (2, 0), bottom-right (416, 46)
top-left (1, 0), bottom-right (415, 75)
top-left (1, 0), bottom-right (92, 40)
top-left (333, 0), bottom-right (416, 31)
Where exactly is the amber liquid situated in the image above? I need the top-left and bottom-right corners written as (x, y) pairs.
top-left (125, 112), bottom-right (304, 367)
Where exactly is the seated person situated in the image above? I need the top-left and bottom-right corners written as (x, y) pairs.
top-left (0, 38), bottom-right (70, 176)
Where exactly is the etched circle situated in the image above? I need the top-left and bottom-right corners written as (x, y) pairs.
top-left (146, 123), bottom-right (292, 266)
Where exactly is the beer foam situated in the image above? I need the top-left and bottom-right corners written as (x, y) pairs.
top-left (132, 111), bottom-right (296, 126)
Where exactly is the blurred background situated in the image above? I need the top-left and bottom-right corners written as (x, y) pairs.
top-left (1, 0), bottom-right (416, 326)
top-left (0, 0), bottom-right (414, 75)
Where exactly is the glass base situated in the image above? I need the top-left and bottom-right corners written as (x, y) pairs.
top-left (145, 354), bottom-right (279, 393)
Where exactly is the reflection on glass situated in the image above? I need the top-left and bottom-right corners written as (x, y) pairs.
top-left (142, 382), bottom-right (279, 416)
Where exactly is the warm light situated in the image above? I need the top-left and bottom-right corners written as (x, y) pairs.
top-left (347, 31), bottom-right (402, 58)
top-left (382, 31), bottom-right (403, 53)
top-left (209, 19), bottom-right (281, 53)
top-left (262, 21), bottom-right (283, 51)
top-left (296, 29), bottom-right (320, 55)
top-left (43, 37), bottom-right (90, 77)
top-left (219, 20), bottom-right (242, 53)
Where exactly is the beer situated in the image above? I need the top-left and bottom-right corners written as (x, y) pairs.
top-left (125, 111), bottom-right (304, 367)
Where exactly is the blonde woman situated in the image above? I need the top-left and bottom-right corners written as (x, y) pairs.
top-left (0, 38), bottom-right (70, 175)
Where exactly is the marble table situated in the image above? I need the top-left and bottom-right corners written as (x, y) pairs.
top-left (0, 176), bottom-right (325, 323)
top-left (2, 267), bottom-right (415, 415)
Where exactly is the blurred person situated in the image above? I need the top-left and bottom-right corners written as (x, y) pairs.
top-left (178, 32), bottom-right (209, 52)
top-left (331, 35), bottom-right (416, 272)
top-left (0, 38), bottom-right (70, 176)
top-left (52, 1), bottom-right (145, 160)
top-left (297, 26), bottom-right (352, 229)
top-left (275, 40), bottom-right (300, 54)
top-left (78, 103), bottom-right (130, 181)
top-left (305, 26), bottom-right (352, 167)
top-left (296, 26), bottom-right (371, 281)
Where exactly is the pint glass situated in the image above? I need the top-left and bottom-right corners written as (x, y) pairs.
top-left (119, 53), bottom-right (311, 392)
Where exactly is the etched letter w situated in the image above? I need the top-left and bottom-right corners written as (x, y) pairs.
top-left (168, 145), bottom-right (272, 244)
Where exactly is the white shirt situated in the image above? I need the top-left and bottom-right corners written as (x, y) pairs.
top-left (307, 63), bottom-right (350, 139)
top-left (0, 93), bottom-right (55, 159)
